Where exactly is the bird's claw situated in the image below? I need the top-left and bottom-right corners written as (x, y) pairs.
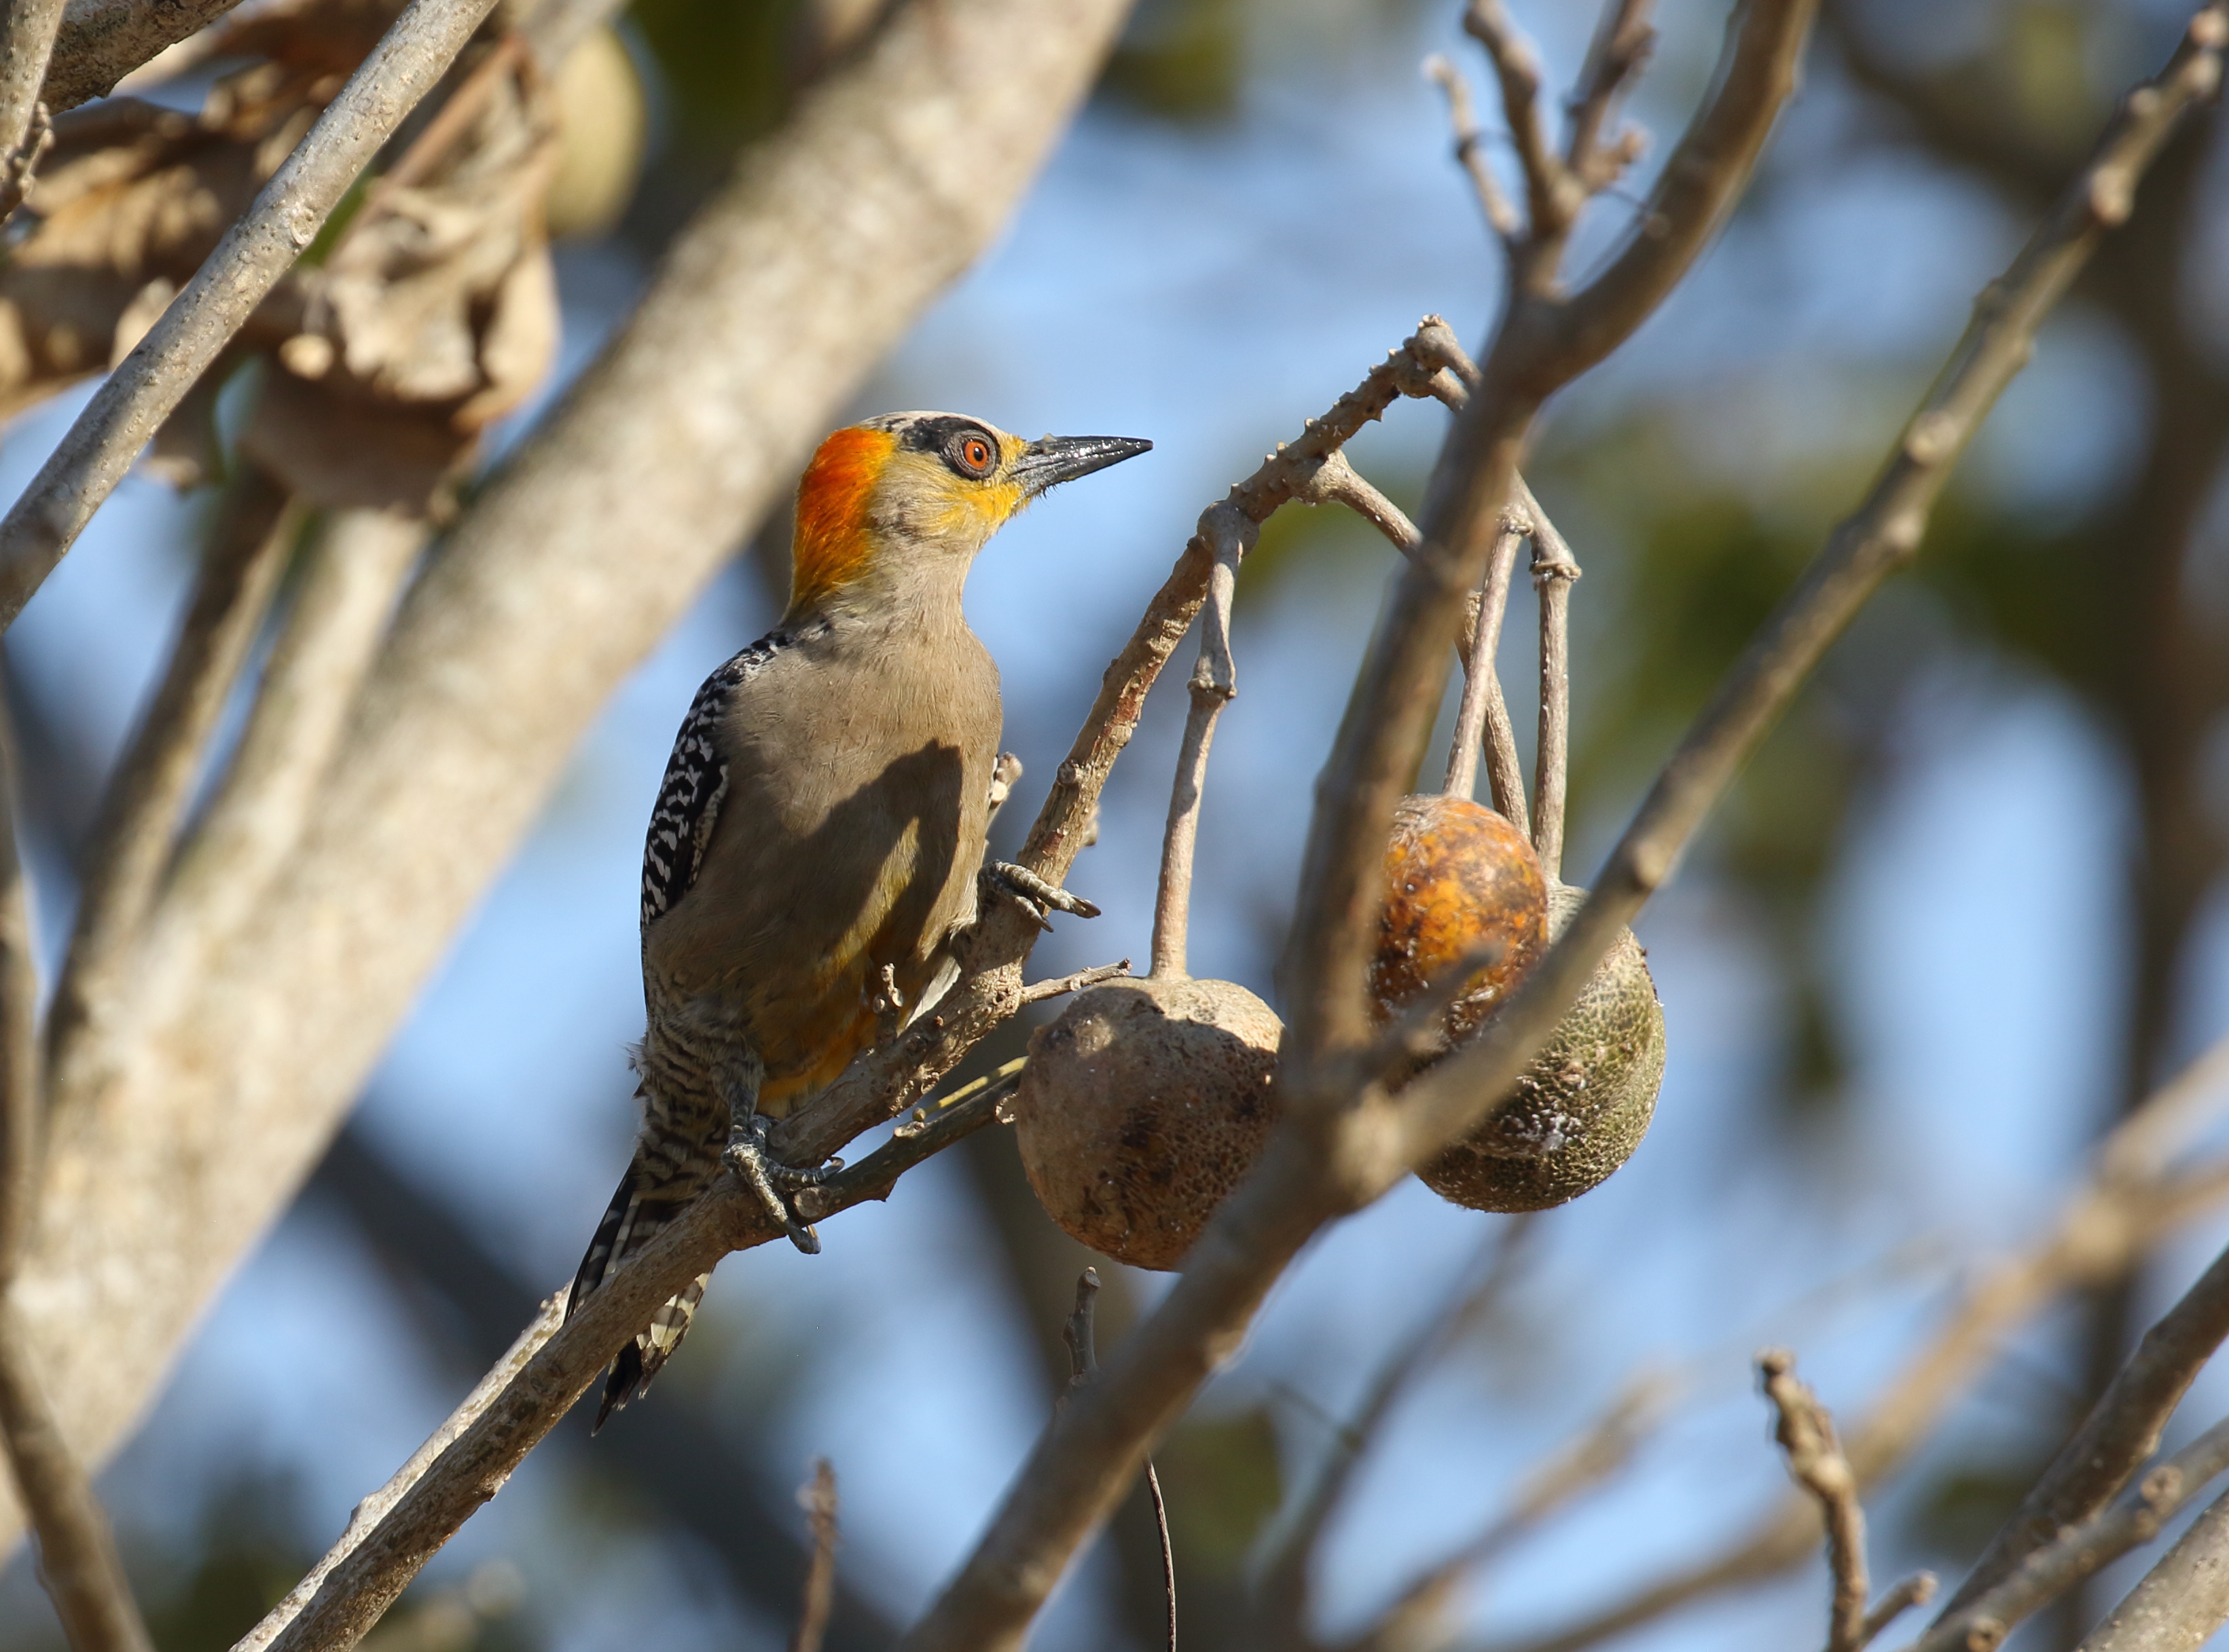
top-left (723, 1113), bottom-right (827, 1255)
top-left (985, 860), bottom-right (1100, 932)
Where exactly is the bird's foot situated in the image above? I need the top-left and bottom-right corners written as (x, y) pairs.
top-left (723, 1114), bottom-right (833, 1255)
top-left (985, 860), bottom-right (1100, 932)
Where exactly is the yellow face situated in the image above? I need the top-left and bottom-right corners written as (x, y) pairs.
top-left (785, 413), bottom-right (1152, 616)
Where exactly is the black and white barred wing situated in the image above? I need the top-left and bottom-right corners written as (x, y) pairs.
top-left (639, 627), bottom-right (811, 927)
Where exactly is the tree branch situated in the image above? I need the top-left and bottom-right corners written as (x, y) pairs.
top-left (1761, 1349), bottom-right (1871, 1652)
top-left (0, 0), bottom-right (64, 209)
top-left (1150, 506), bottom-right (1248, 978)
top-left (1523, 478), bottom-right (1578, 879)
top-left (0, 0), bottom-right (501, 626)
top-left (791, 1460), bottom-right (840, 1652)
top-left (2072, 1476), bottom-right (2229, 1652)
top-left (40, 0), bottom-right (248, 114)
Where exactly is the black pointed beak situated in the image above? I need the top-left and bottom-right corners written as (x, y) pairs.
top-left (1011, 434), bottom-right (1152, 498)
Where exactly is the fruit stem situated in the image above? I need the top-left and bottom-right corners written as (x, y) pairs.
top-left (1151, 509), bottom-right (1252, 978)
top-left (1443, 517), bottom-right (1528, 820)
top-left (1524, 476), bottom-right (1580, 882)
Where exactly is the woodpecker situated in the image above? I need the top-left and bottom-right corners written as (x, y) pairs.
top-left (568, 411), bottom-right (1150, 1425)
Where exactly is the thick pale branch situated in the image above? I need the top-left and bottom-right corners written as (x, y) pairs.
top-left (0, 0), bottom-right (501, 626)
top-left (0, 0), bottom-right (63, 187)
top-left (2073, 1480), bottom-right (2229, 1652)
top-left (0, 665), bottom-right (32, 1285)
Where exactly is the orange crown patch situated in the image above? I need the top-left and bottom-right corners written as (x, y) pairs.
top-left (789, 424), bottom-right (894, 613)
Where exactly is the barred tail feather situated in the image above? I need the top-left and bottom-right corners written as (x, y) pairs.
top-left (568, 1162), bottom-right (714, 1431)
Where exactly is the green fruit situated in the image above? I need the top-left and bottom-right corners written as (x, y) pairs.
top-left (1418, 882), bottom-right (1665, 1213)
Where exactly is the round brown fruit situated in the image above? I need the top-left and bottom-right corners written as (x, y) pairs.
top-left (1418, 881), bottom-right (1665, 1213)
top-left (1370, 793), bottom-right (1548, 1040)
top-left (1011, 974), bottom-right (1282, 1272)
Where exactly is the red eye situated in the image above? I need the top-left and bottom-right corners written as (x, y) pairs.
top-left (956, 435), bottom-right (994, 475)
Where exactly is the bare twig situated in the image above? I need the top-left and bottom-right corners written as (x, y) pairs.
top-left (1150, 506), bottom-right (1250, 978)
top-left (1424, 53), bottom-right (1519, 240)
top-left (1900, 1415), bottom-right (2229, 1652)
top-left (1443, 523), bottom-right (1526, 821)
top-left (1463, 0), bottom-right (1579, 240)
top-left (1256, 1222), bottom-right (1535, 1642)
top-left (45, 469), bottom-right (301, 1100)
top-left (1144, 1461), bottom-right (1175, 1652)
top-left (1017, 961), bottom-right (1133, 1006)
top-left (1562, 0), bottom-right (1656, 187)
top-left (1298, 449), bottom-right (1426, 553)
top-left (1059, 1270), bottom-right (1174, 1652)
top-left (791, 1460), bottom-right (839, 1652)
top-left (0, 0), bottom-right (503, 627)
top-left (0, 1302), bottom-right (151, 1652)
top-left (1760, 1350), bottom-right (1868, 1652)
top-left (1859, 1575), bottom-right (1938, 1648)
top-left (1523, 479), bottom-right (1578, 880)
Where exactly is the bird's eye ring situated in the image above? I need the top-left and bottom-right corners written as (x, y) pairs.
top-left (951, 432), bottom-right (996, 477)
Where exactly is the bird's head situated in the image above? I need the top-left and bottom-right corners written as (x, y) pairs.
top-left (785, 411), bottom-right (1150, 619)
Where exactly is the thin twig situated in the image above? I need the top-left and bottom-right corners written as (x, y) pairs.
top-left (1424, 53), bottom-right (1519, 240)
top-left (1858, 1576), bottom-right (1938, 1649)
top-left (1017, 961), bottom-right (1133, 1006)
top-left (1899, 1414), bottom-right (2229, 1652)
top-left (1144, 1461), bottom-right (1176, 1652)
top-left (1760, 1350), bottom-right (1868, 1652)
top-left (1060, 1270), bottom-right (1175, 1652)
top-left (1561, 0), bottom-right (1657, 187)
top-left (1150, 507), bottom-right (1250, 978)
top-left (1463, 0), bottom-right (1580, 240)
top-left (0, 0), bottom-right (503, 627)
top-left (1444, 524), bottom-right (1526, 820)
top-left (1523, 478), bottom-right (1579, 880)
top-left (1255, 1222), bottom-right (1536, 1642)
top-left (44, 469), bottom-right (301, 1102)
top-left (790, 1459), bottom-right (839, 1652)
top-left (1299, 449), bottom-right (1426, 554)
top-left (0, 1300), bottom-right (153, 1652)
